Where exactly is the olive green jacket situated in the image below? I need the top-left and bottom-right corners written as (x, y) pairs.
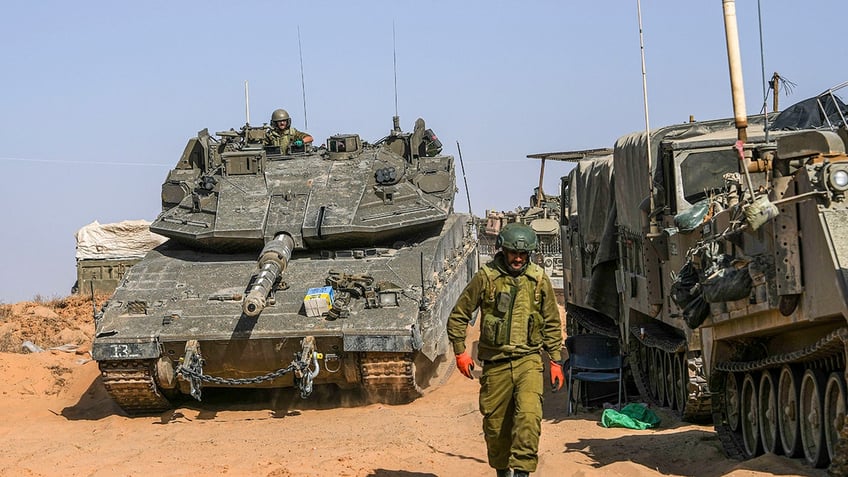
top-left (264, 127), bottom-right (310, 152)
top-left (447, 253), bottom-right (563, 363)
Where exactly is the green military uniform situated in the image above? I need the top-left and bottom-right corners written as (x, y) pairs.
top-left (264, 126), bottom-right (310, 153)
top-left (447, 252), bottom-right (563, 474)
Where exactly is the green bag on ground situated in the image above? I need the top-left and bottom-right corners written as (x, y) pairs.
top-left (600, 403), bottom-right (661, 430)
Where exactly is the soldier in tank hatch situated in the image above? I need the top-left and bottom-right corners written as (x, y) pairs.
top-left (264, 108), bottom-right (313, 153)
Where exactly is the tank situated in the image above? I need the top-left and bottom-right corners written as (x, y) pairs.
top-left (558, 3), bottom-right (848, 471)
top-left (91, 115), bottom-right (478, 414)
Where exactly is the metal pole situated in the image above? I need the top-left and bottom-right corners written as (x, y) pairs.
top-left (298, 26), bottom-right (308, 130)
top-left (723, 0), bottom-right (748, 142)
top-left (244, 80), bottom-right (250, 126)
top-left (636, 0), bottom-right (656, 233)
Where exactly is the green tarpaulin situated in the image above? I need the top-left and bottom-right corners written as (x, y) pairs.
top-left (600, 403), bottom-right (661, 430)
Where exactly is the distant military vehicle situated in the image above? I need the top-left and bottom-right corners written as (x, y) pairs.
top-left (477, 155), bottom-right (567, 292)
top-left (91, 115), bottom-right (477, 414)
top-left (559, 2), bottom-right (848, 471)
top-left (73, 220), bottom-right (166, 296)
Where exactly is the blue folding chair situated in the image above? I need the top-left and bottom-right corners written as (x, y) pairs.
top-left (564, 333), bottom-right (625, 415)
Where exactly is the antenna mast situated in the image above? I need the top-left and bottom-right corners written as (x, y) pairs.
top-left (244, 80), bottom-right (250, 125)
top-left (298, 26), bottom-right (309, 130)
top-left (757, 0), bottom-right (770, 142)
top-left (456, 141), bottom-right (480, 270)
top-left (636, 0), bottom-right (657, 233)
top-left (392, 22), bottom-right (400, 132)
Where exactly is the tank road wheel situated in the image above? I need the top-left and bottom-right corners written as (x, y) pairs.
top-left (627, 339), bottom-right (654, 407)
top-left (741, 373), bottom-right (763, 458)
top-left (664, 351), bottom-right (676, 410)
top-left (725, 372), bottom-right (741, 432)
top-left (824, 372), bottom-right (847, 467)
top-left (673, 353), bottom-right (687, 413)
top-left (758, 370), bottom-right (781, 455)
top-left (800, 369), bottom-right (829, 467)
top-left (654, 348), bottom-right (666, 406)
top-left (778, 365), bottom-right (803, 457)
top-left (648, 346), bottom-right (660, 401)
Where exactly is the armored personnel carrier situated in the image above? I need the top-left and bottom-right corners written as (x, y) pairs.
top-left (560, 2), bottom-right (848, 471)
top-left (562, 92), bottom-right (848, 469)
top-left (92, 115), bottom-right (477, 414)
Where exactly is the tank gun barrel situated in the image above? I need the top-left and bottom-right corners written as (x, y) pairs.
top-left (242, 234), bottom-right (294, 317)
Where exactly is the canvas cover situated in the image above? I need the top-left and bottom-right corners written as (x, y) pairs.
top-left (75, 220), bottom-right (167, 260)
top-left (569, 155), bottom-right (615, 246)
top-left (770, 93), bottom-right (848, 130)
top-left (566, 155), bottom-right (619, 319)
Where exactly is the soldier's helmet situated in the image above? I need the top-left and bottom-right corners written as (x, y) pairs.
top-left (271, 109), bottom-right (290, 124)
top-left (496, 223), bottom-right (538, 253)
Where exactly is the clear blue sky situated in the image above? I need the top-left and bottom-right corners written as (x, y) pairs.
top-left (2, 1), bottom-right (846, 302)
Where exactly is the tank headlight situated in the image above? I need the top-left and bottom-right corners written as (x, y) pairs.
top-left (828, 164), bottom-right (848, 192)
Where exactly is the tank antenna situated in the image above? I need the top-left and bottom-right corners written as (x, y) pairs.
top-left (636, 0), bottom-right (657, 234)
top-left (392, 21), bottom-right (401, 132)
top-left (757, 0), bottom-right (770, 143)
top-left (456, 141), bottom-right (480, 271)
top-left (298, 26), bottom-right (309, 130)
top-left (456, 141), bottom-right (474, 219)
top-left (244, 80), bottom-right (251, 126)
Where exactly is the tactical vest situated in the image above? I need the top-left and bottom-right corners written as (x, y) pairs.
top-left (476, 262), bottom-right (547, 360)
top-left (267, 127), bottom-right (300, 152)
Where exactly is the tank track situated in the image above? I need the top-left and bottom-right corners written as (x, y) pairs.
top-left (99, 360), bottom-right (172, 415)
top-left (712, 327), bottom-right (848, 472)
top-left (715, 327), bottom-right (847, 373)
top-left (628, 323), bottom-right (686, 354)
top-left (710, 370), bottom-right (748, 462)
top-left (628, 324), bottom-right (712, 422)
top-left (360, 352), bottom-right (422, 404)
top-left (683, 357), bottom-right (712, 421)
top-left (567, 303), bottom-right (618, 338)
top-left (830, 423), bottom-right (848, 477)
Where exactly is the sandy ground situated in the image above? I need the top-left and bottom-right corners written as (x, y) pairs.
top-left (0, 296), bottom-right (828, 477)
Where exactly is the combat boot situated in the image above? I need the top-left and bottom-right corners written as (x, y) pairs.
top-left (495, 470), bottom-right (511, 477)
top-left (512, 471), bottom-right (529, 477)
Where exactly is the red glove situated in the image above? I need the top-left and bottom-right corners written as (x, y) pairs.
top-left (549, 361), bottom-right (564, 392)
top-left (456, 352), bottom-right (475, 379)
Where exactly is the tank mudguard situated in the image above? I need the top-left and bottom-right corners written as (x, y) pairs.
top-left (343, 334), bottom-right (415, 353)
top-left (92, 340), bottom-right (161, 361)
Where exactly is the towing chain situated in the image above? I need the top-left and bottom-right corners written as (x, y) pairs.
top-left (175, 337), bottom-right (320, 400)
top-left (177, 362), bottom-right (300, 386)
